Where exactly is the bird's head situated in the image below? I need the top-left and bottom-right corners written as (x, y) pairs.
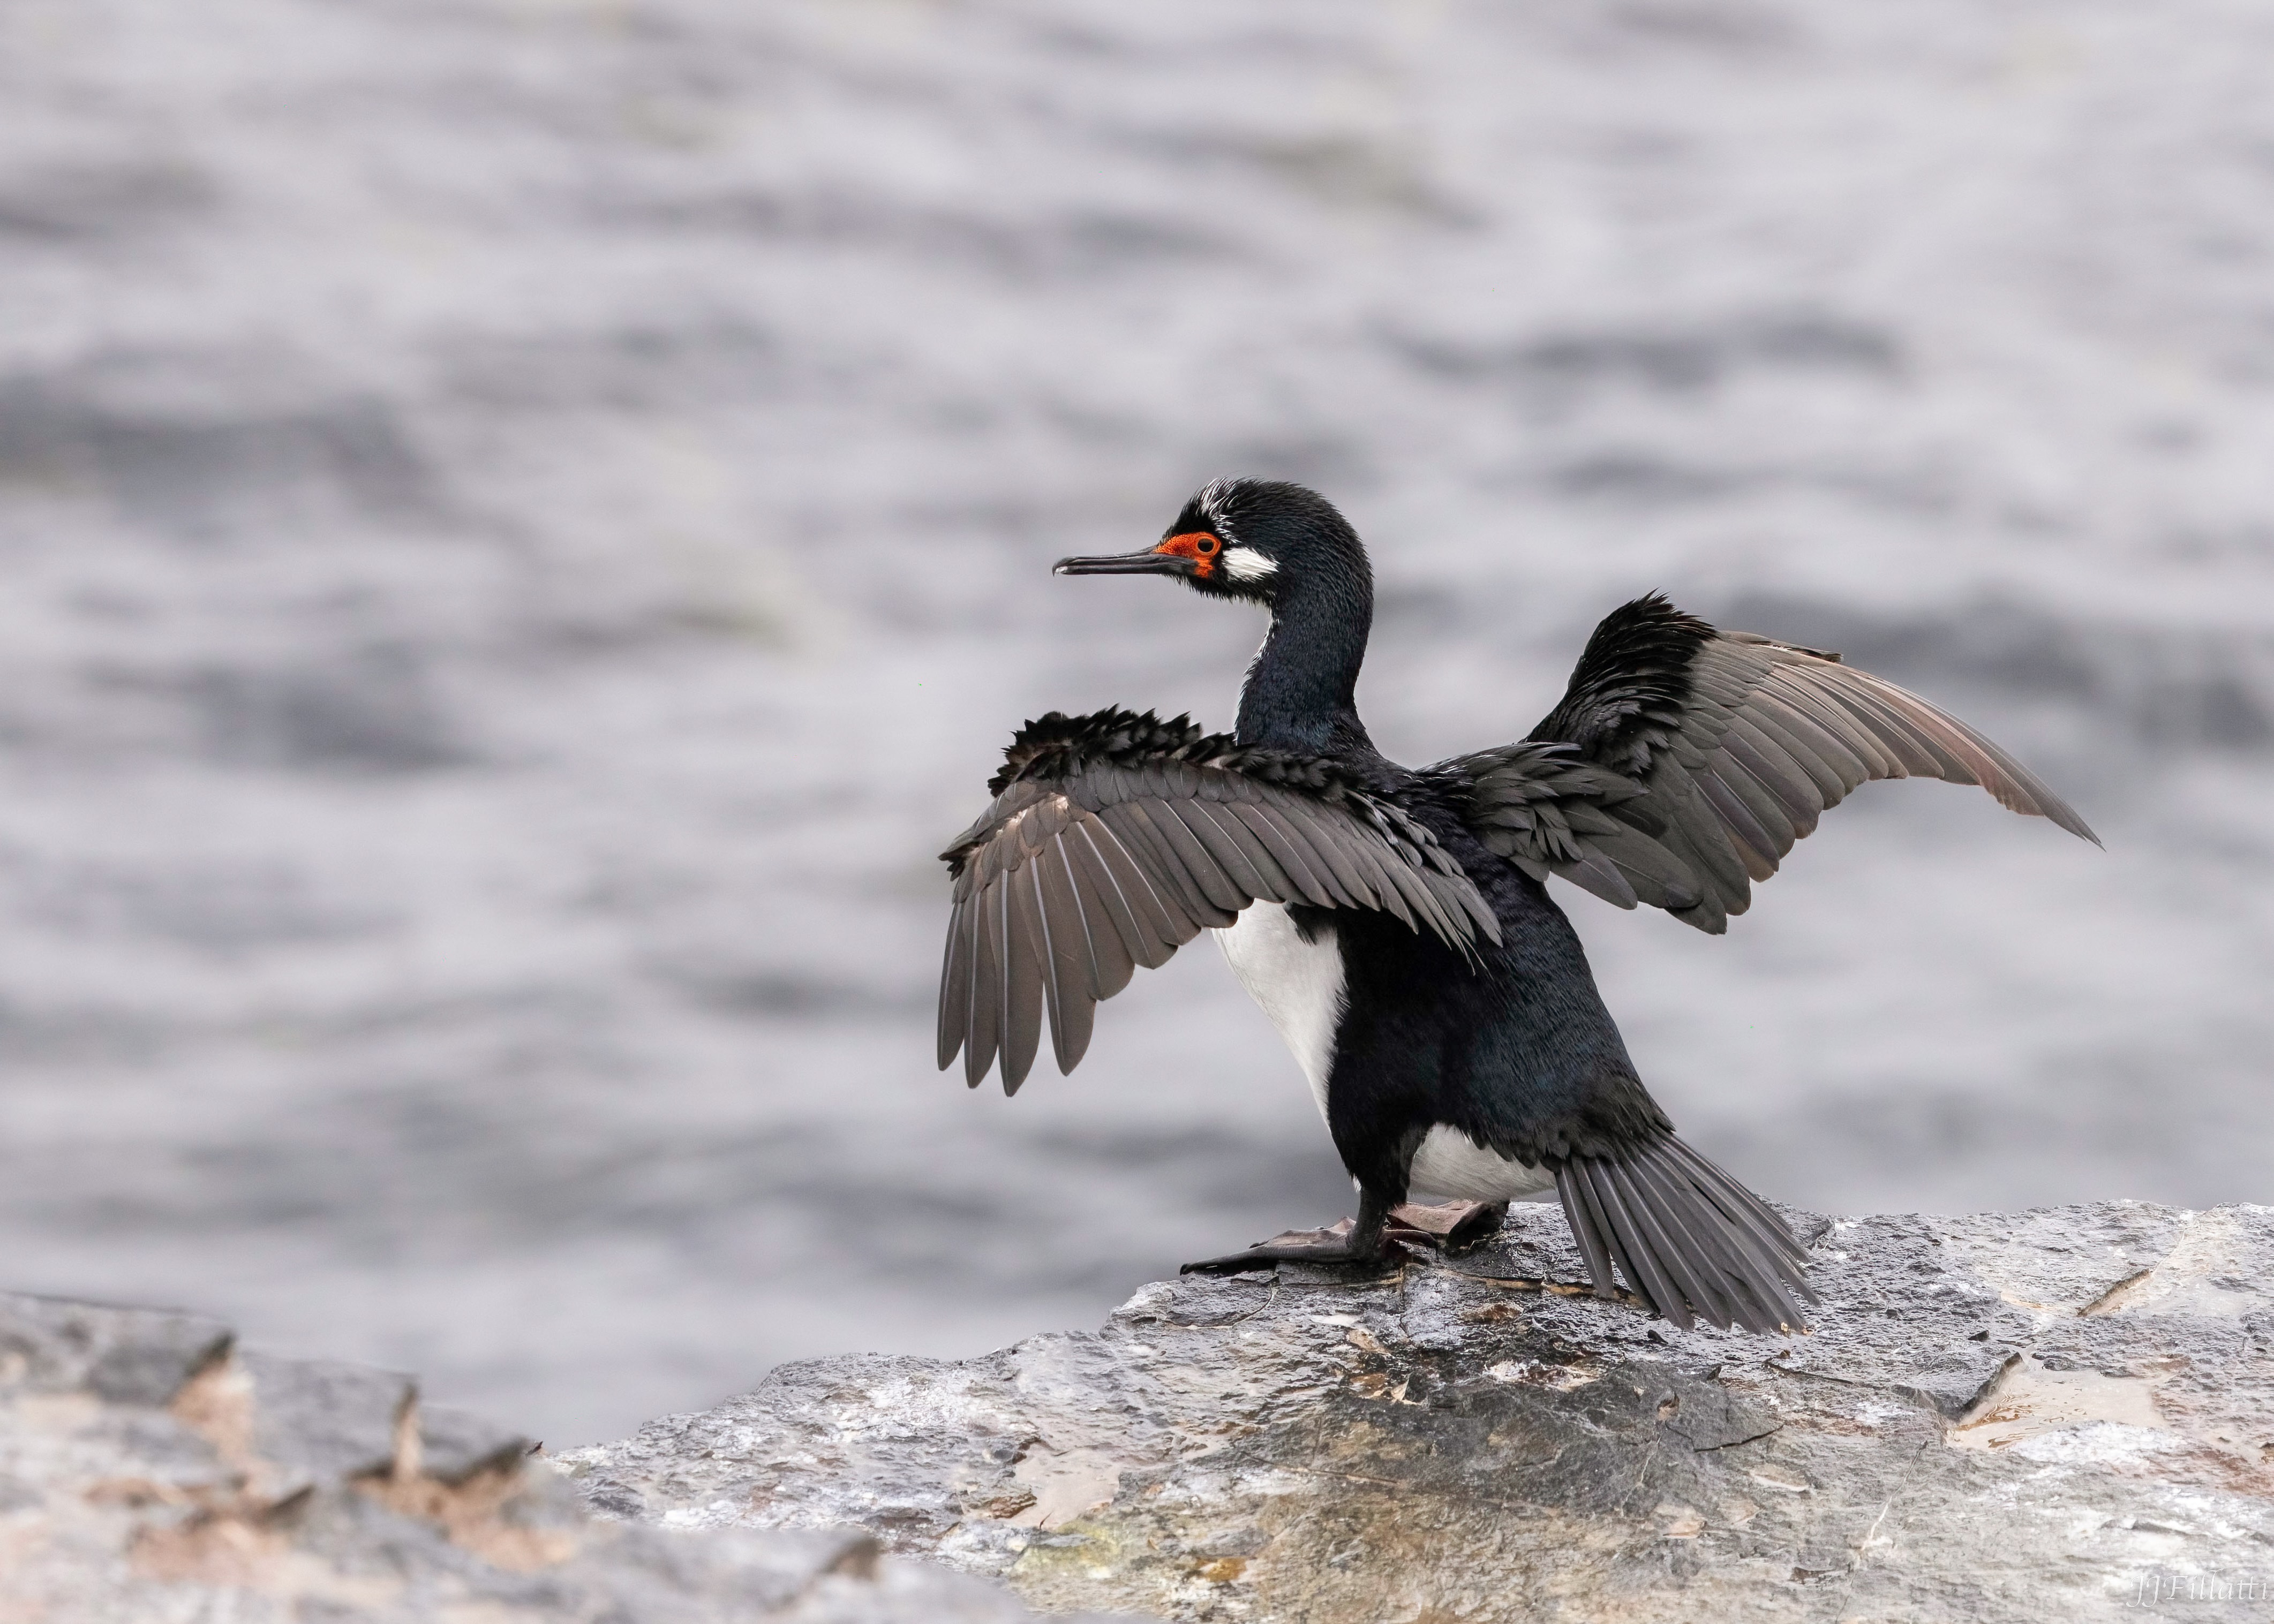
top-left (1053, 478), bottom-right (1366, 610)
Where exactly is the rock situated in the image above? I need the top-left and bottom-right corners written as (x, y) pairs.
top-left (12, 1203), bottom-right (2269, 1621)
top-left (0, 1291), bottom-right (1138, 1622)
top-left (560, 1200), bottom-right (2274, 1623)
top-left (0, 1293), bottom-right (234, 1407)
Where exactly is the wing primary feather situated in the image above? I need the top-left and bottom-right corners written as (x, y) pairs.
top-left (1116, 802), bottom-right (1227, 922)
top-left (1142, 801), bottom-right (1248, 913)
top-left (999, 878), bottom-right (1043, 1093)
top-left (1173, 799), bottom-right (1276, 900)
top-left (1847, 677), bottom-right (1975, 779)
top-left (937, 901), bottom-right (968, 1072)
top-left (1745, 696), bottom-right (1865, 799)
top-left (1262, 802), bottom-right (1371, 908)
top-left (1818, 675), bottom-right (1952, 778)
top-left (1098, 804), bottom-right (1210, 928)
top-left (1033, 852), bottom-right (1097, 1074)
top-left (1768, 672), bottom-right (1901, 779)
top-left (1230, 802), bottom-right (1335, 905)
top-left (1014, 858), bottom-right (1067, 1073)
top-left (1718, 721), bottom-right (1822, 829)
top-left (1045, 835), bottom-right (1106, 1001)
top-left (963, 879), bottom-right (1001, 1089)
top-left (1710, 755), bottom-right (1791, 859)
top-left (1061, 831), bottom-right (1139, 1002)
top-left (1066, 820), bottom-right (1154, 971)
top-left (1856, 677), bottom-right (2099, 840)
top-left (1691, 773), bottom-right (1780, 880)
top-left (995, 876), bottom-right (1013, 1076)
top-left (1081, 820), bottom-right (1183, 966)
top-left (1879, 685), bottom-right (2014, 789)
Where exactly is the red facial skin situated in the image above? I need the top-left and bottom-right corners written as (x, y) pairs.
top-left (1153, 531), bottom-right (1222, 580)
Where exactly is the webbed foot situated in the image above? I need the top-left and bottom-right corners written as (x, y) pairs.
top-left (1179, 1191), bottom-right (1409, 1276)
top-left (1179, 1216), bottom-right (1398, 1275)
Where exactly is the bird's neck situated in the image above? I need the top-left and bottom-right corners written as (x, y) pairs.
top-left (1235, 575), bottom-right (1375, 757)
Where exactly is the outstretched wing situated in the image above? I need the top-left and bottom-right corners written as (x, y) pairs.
top-left (939, 708), bottom-right (1500, 1093)
top-left (1429, 595), bottom-right (2097, 933)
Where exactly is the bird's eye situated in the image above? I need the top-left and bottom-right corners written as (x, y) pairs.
top-left (1196, 536), bottom-right (1219, 555)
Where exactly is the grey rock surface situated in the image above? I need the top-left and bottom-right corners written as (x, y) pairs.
top-left (0, 1291), bottom-right (1135, 1622)
top-left (562, 1200), bottom-right (2274, 1622)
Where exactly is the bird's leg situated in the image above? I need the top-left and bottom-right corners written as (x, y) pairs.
top-left (1179, 1188), bottom-right (1400, 1275)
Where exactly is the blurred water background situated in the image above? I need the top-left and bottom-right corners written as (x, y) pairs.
top-left (4, 0), bottom-right (2273, 1447)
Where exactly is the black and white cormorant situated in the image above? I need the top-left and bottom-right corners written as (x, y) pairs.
top-left (936, 479), bottom-right (2097, 1333)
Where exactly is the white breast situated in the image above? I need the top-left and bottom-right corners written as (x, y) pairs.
top-left (1407, 1126), bottom-right (1557, 1203)
top-left (1214, 901), bottom-right (1345, 1122)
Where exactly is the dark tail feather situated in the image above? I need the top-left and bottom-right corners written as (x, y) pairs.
top-left (1553, 1136), bottom-right (1813, 1333)
top-left (1662, 1137), bottom-right (1817, 1283)
top-left (1582, 1159), bottom-right (1695, 1330)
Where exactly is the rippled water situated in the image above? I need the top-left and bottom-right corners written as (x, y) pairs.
top-left (4, 0), bottom-right (2272, 1446)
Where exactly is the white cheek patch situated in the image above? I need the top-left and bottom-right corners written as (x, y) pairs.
top-left (1222, 546), bottom-right (1277, 581)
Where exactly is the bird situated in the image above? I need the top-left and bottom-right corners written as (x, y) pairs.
top-left (934, 478), bottom-right (2097, 1333)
